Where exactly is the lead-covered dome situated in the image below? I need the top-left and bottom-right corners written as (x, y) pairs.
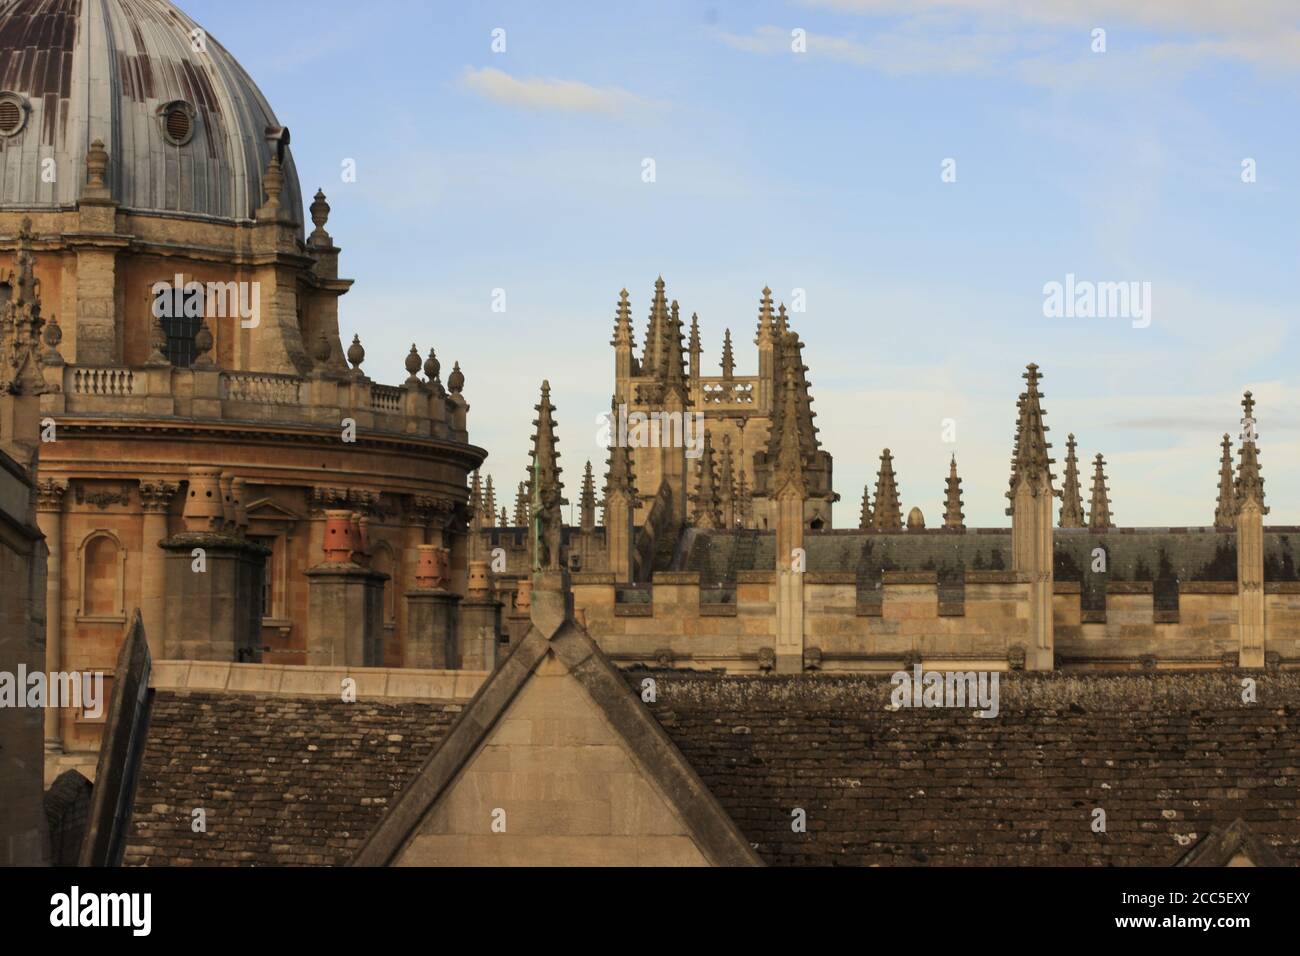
top-left (0, 0), bottom-right (301, 224)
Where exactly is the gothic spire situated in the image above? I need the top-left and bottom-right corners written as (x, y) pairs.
top-left (1234, 391), bottom-right (1268, 514)
top-left (720, 328), bottom-right (735, 380)
top-left (736, 470), bottom-right (753, 528)
top-left (693, 430), bottom-right (724, 528)
top-left (718, 433), bottom-right (736, 528)
top-left (772, 364), bottom-right (808, 498)
top-left (611, 287), bottom-right (634, 349)
top-left (529, 380), bottom-right (566, 569)
top-left (642, 276), bottom-right (669, 380)
top-left (1214, 434), bottom-right (1236, 529)
top-left (1006, 363), bottom-right (1055, 516)
top-left (943, 455), bottom-right (965, 532)
top-left (514, 481), bottom-right (531, 526)
top-left (1059, 433), bottom-right (1085, 528)
top-left (688, 313), bottom-right (701, 380)
top-left (755, 285), bottom-right (776, 345)
top-left (580, 460), bottom-right (597, 530)
top-left (482, 475), bottom-right (497, 525)
top-left (858, 484), bottom-right (873, 531)
top-left (1087, 453), bottom-right (1113, 531)
top-left (872, 449), bottom-right (903, 532)
top-left (468, 471), bottom-right (483, 529)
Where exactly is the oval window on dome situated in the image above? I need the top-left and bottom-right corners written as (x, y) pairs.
top-left (159, 101), bottom-right (196, 146)
top-left (0, 92), bottom-right (29, 137)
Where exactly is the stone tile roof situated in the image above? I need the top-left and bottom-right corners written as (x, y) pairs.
top-left (123, 691), bottom-right (463, 866)
top-left (640, 671), bottom-right (1300, 866)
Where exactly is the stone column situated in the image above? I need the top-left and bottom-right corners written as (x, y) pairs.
top-left (36, 478), bottom-right (68, 753)
top-left (138, 480), bottom-right (180, 660)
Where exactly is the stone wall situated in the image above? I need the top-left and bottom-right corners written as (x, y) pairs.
top-left (0, 448), bottom-right (49, 865)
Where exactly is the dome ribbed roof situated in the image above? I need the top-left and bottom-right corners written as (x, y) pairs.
top-left (0, 0), bottom-right (302, 226)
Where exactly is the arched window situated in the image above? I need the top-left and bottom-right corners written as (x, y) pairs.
top-left (151, 278), bottom-right (206, 367)
top-left (78, 532), bottom-right (125, 620)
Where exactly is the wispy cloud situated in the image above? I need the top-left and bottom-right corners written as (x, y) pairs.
top-left (718, 23), bottom-right (1039, 75)
top-left (722, 2), bottom-right (1300, 81)
top-left (458, 67), bottom-right (662, 115)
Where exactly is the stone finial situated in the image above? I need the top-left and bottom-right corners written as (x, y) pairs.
top-left (1006, 362), bottom-right (1055, 516)
top-left (943, 455), bottom-right (965, 532)
top-left (83, 138), bottom-right (112, 201)
top-left (261, 155), bottom-right (284, 211)
top-left (1235, 391), bottom-right (1268, 515)
top-left (1214, 434), bottom-right (1236, 529)
top-left (346, 334), bottom-right (365, 372)
top-left (720, 328), bottom-right (735, 380)
top-left (858, 484), bottom-right (873, 531)
top-left (642, 277), bottom-right (670, 379)
top-left (665, 300), bottom-right (687, 388)
top-left (1088, 453), bottom-right (1113, 531)
top-left (580, 461), bottom-right (597, 531)
top-left (692, 431), bottom-right (723, 529)
top-left (497, 507), bottom-right (507, 528)
top-left (309, 188), bottom-right (332, 246)
top-left (143, 313), bottom-right (170, 367)
top-left (447, 361), bottom-right (465, 395)
top-left (907, 506), bottom-right (926, 531)
top-left (192, 318), bottom-right (215, 369)
top-left (1058, 433), bottom-right (1085, 528)
top-left (529, 380), bottom-right (567, 571)
top-left (41, 313), bottom-right (64, 366)
top-left (424, 348), bottom-right (441, 386)
top-left (404, 344), bottom-right (422, 384)
top-left (776, 302), bottom-right (789, 336)
top-left (872, 449), bottom-right (903, 532)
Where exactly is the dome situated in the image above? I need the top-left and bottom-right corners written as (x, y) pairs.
top-left (0, 0), bottom-right (302, 226)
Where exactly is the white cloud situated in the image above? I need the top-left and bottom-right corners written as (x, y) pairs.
top-left (458, 67), bottom-right (661, 116)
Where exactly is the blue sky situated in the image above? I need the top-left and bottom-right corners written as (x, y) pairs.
top-left (189, 0), bottom-right (1299, 526)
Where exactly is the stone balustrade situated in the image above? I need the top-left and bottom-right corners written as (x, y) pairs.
top-left (42, 362), bottom-right (470, 443)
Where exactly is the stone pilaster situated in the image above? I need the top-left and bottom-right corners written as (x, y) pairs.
top-left (138, 480), bottom-right (180, 661)
top-left (35, 478), bottom-right (68, 753)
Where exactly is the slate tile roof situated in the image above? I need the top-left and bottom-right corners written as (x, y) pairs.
top-left (123, 691), bottom-right (463, 867)
top-left (641, 670), bottom-right (1300, 866)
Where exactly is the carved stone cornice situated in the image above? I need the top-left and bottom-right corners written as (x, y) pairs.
top-left (35, 478), bottom-right (69, 513)
top-left (138, 479), bottom-right (181, 514)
